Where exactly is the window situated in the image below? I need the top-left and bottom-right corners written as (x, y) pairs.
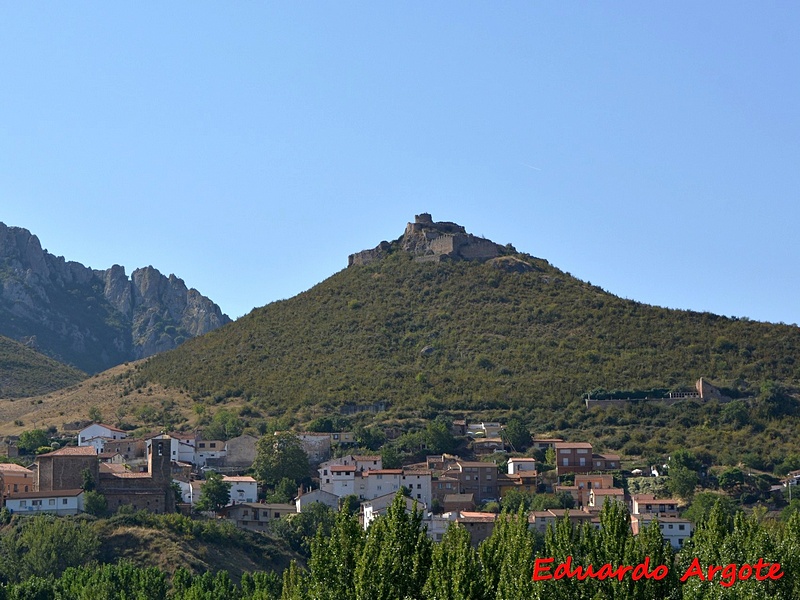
top-left (487, 475), bottom-right (492, 480)
top-left (679, 524), bottom-right (685, 531)
top-left (274, 512), bottom-right (280, 519)
top-left (20, 501), bottom-right (26, 507)
top-left (579, 458), bottom-right (586, 466)
top-left (668, 524), bottom-right (674, 529)
top-left (32, 500), bottom-right (42, 506)
top-left (562, 458), bottom-right (569, 466)
top-left (49, 499), bottom-right (56, 506)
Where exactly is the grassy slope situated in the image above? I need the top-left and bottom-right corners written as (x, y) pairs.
top-left (138, 251), bottom-right (800, 416)
top-left (0, 335), bottom-right (86, 399)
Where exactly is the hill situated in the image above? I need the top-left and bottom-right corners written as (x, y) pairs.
top-left (137, 214), bottom-right (800, 424)
top-left (0, 361), bottom-right (200, 436)
top-left (0, 222), bottom-right (231, 374)
top-left (0, 334), bottom-right (85, 399)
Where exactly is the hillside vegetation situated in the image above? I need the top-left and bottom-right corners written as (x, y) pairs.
top-left (138, 250), bottom-right (800, 416)
top-left (0, 334), bottom-right (85, 399)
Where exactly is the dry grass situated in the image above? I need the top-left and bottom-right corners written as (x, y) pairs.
top-left (0, 361), bottom-right (196, 436)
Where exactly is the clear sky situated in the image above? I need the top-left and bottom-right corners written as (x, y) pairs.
top-left (1, 4), bottom-right (798, 324)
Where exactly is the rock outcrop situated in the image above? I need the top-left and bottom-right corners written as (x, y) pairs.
top-left (0, 222), bottom-right (231, 373)
top-left (348, 213), bottom-right (512, 266)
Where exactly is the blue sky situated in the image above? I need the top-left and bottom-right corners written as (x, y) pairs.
top-left (1, 4), bottom-right (798, 324)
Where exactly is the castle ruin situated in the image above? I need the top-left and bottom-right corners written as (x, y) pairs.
top-left (348, 213), bottom-right (506, 267)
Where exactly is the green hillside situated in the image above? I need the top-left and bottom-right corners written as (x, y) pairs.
top-left (138, 249), bottom-right (800, 418)
top-left (0, 334), bottom-right (86, 398)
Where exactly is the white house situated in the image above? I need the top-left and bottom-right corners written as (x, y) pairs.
top-left (173, 479), bottom-right (204, 505)
top-left (195, 440), bottom-right (226, 467)
top-left (507, 458), bottom-right (537, 475)
top-left (78, 423), bottom-right (128, 447)
top-left (632, 514), bottom-right (693, 549)
top-left (362, 493), bottom-right (425, 530)
top-left (295, 488), bottom-right (340, 512)
top-left (319, 466), bottom-right (432, 508)
top-left (223, 475), bottom-right (258, 504)
top-left (6, 489), bottom-right (85, 516)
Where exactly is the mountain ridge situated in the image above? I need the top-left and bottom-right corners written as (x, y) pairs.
top-left (0, 222), bottom-right (231, 373)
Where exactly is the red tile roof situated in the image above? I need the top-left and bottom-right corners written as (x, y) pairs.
top-left (39, 446), bottom-right (97, 457)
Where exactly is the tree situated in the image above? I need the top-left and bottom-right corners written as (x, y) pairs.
top-left (380, 444), bottom-right (402, 469)
top-left (253, 432), bottom-right (310, 487)
top-left (503, 418), bottom-right (532, 451)
top-left (88, 406), bottom-right (102, 423)
top-left (17, 429), bottom-right (49, 455)
top-left (265, 477), bottom-right (297, 503)
top-left (667, 466), bottom-right (699, 500)
top-left (354, 492), bottom-right (431, 600)
top-left (83, 491), bottom-right (108, 517)
top-left (0, 516), bottom-right (100, 582)
top-left (81, 468), bottom-right (96, 492)
top-left (195, 472), bottom-right (231, 512)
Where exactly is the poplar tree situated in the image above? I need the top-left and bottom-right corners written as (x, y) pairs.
top-left (354, 492), bottom-right (431, 600)
top-left (423, 523), bottom-right (485, 600)
top-left (308, 509), bottom-right (364, 600)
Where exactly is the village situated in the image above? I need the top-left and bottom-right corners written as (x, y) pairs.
top-left (5, 411), bottom-right (793, 552)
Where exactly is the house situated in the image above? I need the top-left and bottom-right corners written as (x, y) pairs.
top-left (498, 471), bottom-right (539, 497)
top-left (507, 458), bottom-right (537, 475)
top-left (362, 493), bottom-right (424, 530)
top-left (472, 437), bottom-right (505, 454)
top-left (449, 461), bottom-right (499, 503)
top-left (318, 466), bottom-right (432, 508)
top-left (5, 489), bottom-right (85, 516)
top-left (224, 434), bottom-right (258, 468)
top-left (631, 514), bottom-right (693, 549)
top-left (219, 503), bottom-right (296, 532)
top-left (467, 422), bottom-right (503, 439)
top-left (450, 420), bottom-right (468, 437)
top-left (442, 493), bottom-right (475, 513)
top-left (456, 511), bottom-right (497, 546)
top-left (104, 439), bottom-right (146, 463)
top-left (528, 509), bottom-right (594, 535)
top-left (194, 439), bottom-right (226, 467)
top-left (531, 437), bottom-right (563, 452)
top-left (0, 463), bottom-right (35, 496)
top-left (173, 479), bottom-right (203, 505)
top-left (98, 452), bottom-right (124, 464)
top-left (425, 512), bottom-right (459, 542)
top-left (592, 453), bottom-right (621, 470)
top-left (78, 424), bottom-right (128, 447)
top-left (318, 455), bottom-right (382, 475)
top-left (295, 488), bottom-right (339, 512)
top-left (294, 432), bottom-right (331, 464)
top-left (329, 432), bottom-right (356, 446)
top-left (223, 475), bottom-right (258, 504)
top-left (587, 488), bottom-right (625, 511)
top-left (555, 442), bottom-right (593, 475)
top-left (630, 494), bottom-right (680, 516)
top-left (570, 474), bottom-right (615, 507)
top-left (431, 475), bottom-right (461, 503)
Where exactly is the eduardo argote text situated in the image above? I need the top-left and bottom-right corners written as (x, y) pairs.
top-left (533, 556), bottom-right (784, 588)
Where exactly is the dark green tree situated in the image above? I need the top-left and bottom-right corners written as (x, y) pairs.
top-left (253, 432), bottom-right (310, 487)
top-left (195, 472), bottom-right (231, 512)
top-left (17, 429), bottom-right (49, 455)
top-left (354, 493), bottom-right (431, 600)
top-left (503, 417), bottom-right (532, 451)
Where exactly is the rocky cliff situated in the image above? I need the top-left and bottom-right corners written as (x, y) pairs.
top-left (0, 222), bottom-right (231, 373)
top-left (348, 213), bottom-right (513, 266)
